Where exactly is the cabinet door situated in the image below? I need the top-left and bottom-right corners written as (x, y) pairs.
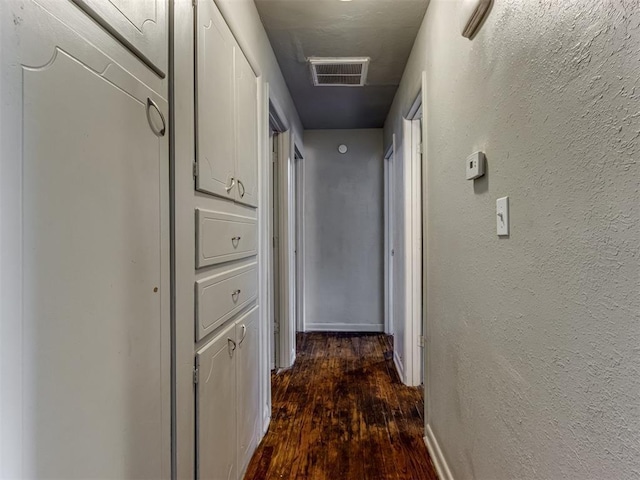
top-left (236, 307), bottom-right (261, 475)
top-left (196, 0), bottom-right (237, 202)
top-left (234, 51), bottom-right (259, 208)
top-left (72, 0), bottom-right (167, 76)
top-left (196, 322), bottom-right (238, 480)
top-left (5, 2), bottom-right (170, 478)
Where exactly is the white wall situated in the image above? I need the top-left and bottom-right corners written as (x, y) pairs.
top-left (385, 1), bottom-right (640, 479)
top-left (303, 129), bottom-right (384, 332)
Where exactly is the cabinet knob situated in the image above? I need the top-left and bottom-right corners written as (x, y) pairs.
top-left (146, 98), bottom-right (166, 137)
top-left (239, 324), bottom-right (247, 345)
top-left (228, 338), bottom-right (237, 356)
top-left (225, 177), bottom-right (236, 193)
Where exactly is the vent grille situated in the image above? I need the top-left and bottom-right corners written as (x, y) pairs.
top-left (309, 57), bottom-right (369, 87)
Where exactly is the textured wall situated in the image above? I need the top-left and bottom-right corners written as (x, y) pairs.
top-left (303, 129), bottom-right (385, 332)
top-left (384, 1), bottom-right (640, 478)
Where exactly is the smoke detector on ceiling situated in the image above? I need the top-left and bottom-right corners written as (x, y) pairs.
top-left (308, 57), bottom-right (370, 87)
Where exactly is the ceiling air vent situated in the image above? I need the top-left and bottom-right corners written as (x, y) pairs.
top-left (309, 57), bottom-right (370, 87)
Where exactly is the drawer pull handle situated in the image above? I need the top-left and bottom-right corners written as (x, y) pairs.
top-left (146, 98), bottom-right (166, 137)
top-left (228, 338), bottom-right (237, 356)
top-left (225, 177), bottom-right (236, 193)
top-left (239, 324), bottom-right (247, 345)
top-left (238, 179), bottom-right (245, 198)
top-left (231, 289), bottom-right (241, 301)
top-left (232, 236), bottom-right (241, 246)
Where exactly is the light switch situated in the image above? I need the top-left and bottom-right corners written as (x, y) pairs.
top-left (496, 196), bottom-right (509, 236)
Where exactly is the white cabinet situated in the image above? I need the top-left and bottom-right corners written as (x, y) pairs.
top-left (196, 0), bottom-right (258, 208)
top-left (196, 0), bottom-right (236, 202)
top-left (234, 52), bottom-right (259, 208)
top-left (195, 262), bottom-right (258, 341)
top-left (196, 208), bottom-right (258, 268)
top-left (72, 0), bottom-right (168, 76)
top-left (236, 308), bottom-right (261, 476)
top-left (196, 322), bottom-right (238, 480)
top-left (1, 1), bottom-right (170, 478)
top-left (196, 307), bottom-right (260, 480)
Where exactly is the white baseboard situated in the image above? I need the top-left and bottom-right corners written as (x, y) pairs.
top-left (393, 349), bottom-right (405, 383)
top-left (424, 424), bottom-right (454, 480)
top-left (305, 323), bottom-right (384, 333)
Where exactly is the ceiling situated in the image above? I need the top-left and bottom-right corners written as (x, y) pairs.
top-left (255, 0), bottom-right (429, 130)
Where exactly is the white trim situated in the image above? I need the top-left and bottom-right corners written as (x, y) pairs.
top-left (305, 323), bottom-right (384, 333)
top-left (294, 151), bottom-right (305, 333)
top-left (424, 425), bottom-right (454, 480)
top-left (383, 135), bottom-right (396, 336)
top-left (259, 81), bottom-right (272, 439)
top-left (393, 350), bottom-right (405, 383)
top-left (420, 70), bottom-right (431, 426)
top-left (277, 131), bottom-right (297, 369)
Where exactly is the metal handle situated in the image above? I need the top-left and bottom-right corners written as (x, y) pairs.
top-left (225, 177), bottom-right (236, 193)
top-left (228, 338), bottom-right (237, 356)
top-left (237, 179), bottom-right (245, 198)
top-left (146, 98), bottom-right (166, 137)
top-left (231, 289), bottom-right (241, 301)
top-left (239, 325), bottom-right (247, 345)
top-left (231, 236), bottom-right (241, 245)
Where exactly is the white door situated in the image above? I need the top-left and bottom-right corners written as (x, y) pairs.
top-left (236, 307), bottom-right (261, 475)
top-left (235, 52), bottom-right (259, 208)
top-left (196, 0), bottom-right (237, 201)
top-left (196, 322), bottom-right (238, 480)
top-left (2, 2), bottom-right (170, 477)
top-left (71, 0), bottom-right (168, 76)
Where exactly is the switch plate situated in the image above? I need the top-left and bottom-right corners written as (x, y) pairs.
top-left (496, 196), bottom-right (509, 236)
top-left (466, 152), bottom-right (485, 180)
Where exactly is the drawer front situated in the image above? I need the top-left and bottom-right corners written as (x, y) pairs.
top-left (196, 208), bottom-right (257, 268)
top-left (195, 262), bottom-right (258, 340)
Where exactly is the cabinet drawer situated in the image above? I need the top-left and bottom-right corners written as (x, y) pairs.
top-left (195, 262), bottom-right (257, 340)
top-left (196, 208), bottom-right (257, 268)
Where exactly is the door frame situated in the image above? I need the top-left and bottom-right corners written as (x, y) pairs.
top-left (402, 81), bottom-right (426, 388)
top-left (294, 147), bottom-right (305, 334)
top-left (275, 130), bottom-right (301, 370)
top-left (383, 137), bottom-right (396, 336)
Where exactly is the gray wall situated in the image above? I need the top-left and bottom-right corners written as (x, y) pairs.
top-left (303, 129), bottom-right (384, 332)
top-left (385, 1), bottom-right (640, 479)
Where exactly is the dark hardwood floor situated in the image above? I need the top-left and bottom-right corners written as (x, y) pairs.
top-left (245, 333), bottom-right (439, 480)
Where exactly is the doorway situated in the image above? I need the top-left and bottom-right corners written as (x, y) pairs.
top-left (269, 123), bottom-right (303, 371)
top-left (398, 84), bottom-right (425, 389)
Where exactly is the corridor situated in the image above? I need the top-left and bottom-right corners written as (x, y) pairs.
top-left (245, 334), bottom-right (438, 480)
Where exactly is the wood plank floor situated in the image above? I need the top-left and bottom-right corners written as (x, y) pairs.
top-left (245, 333), bottom-right (439, 480)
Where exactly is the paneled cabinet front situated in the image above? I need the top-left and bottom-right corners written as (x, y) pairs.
top-left (71, 0), bottom-right (167, 76)
top-left (195, 263), bottom-right (258, 340)
top-left (234, 52), bottom-right (259, 208)
top-left (196, 0), bottom-right (258, 208)
top-left (196, 322), bottom-right (238, 480)
top-left (196, 0), bottom-right (237, 201)
top-left (196, 208), bottom-right (257, 268)
top-left (236, 308), bottom-right (261, 476)
top-left (4, 2), bottom-right (170, 478)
